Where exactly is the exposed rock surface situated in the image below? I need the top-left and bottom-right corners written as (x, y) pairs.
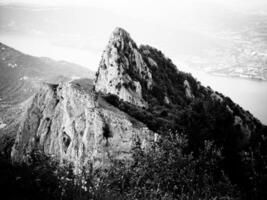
top-left (95, 28), bottom-right (152, 108)
top-left (11, 81), bottom-right (153, 169)
top-left (9, 27), bottom-right (266, 178)
top-left (183, 79), bottom-right (194, 99)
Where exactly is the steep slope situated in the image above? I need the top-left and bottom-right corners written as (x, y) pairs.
top-left (95, 27), bottom-right (152, 108)
top-left (10, 28), bottom-right (267, 195)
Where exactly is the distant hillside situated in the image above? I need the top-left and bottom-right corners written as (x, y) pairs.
top-left (0, 42), bottom-right (94, 103)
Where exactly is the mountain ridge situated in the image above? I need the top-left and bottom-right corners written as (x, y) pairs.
top-left (10, 27), bottom-right (265, 161)
top-left (1, 27), bottom-right (267, 198)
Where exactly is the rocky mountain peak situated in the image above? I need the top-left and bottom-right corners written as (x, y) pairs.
top-left (95, 27), bottom-right (152, 108)
top-left (110, 27), bottom-right (132, 43)
top-left (3, 28), bottom-right (267, 198)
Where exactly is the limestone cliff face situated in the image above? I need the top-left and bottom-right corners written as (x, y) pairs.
top-left (11, 82), bottom-right (153, 169)
top-left (10, 27), bottom-right (264, 172)
top-left (95, 28), bottom-right (152, 108)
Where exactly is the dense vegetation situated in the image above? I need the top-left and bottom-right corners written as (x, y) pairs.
top-left (3, 120), bottom-right (264, 199)
top-left (140, 45), bottom-right (201, 106)
top-left (0, 132), bottom-right (241, 200)
top-left (104, 133), bottom-right (240, 200)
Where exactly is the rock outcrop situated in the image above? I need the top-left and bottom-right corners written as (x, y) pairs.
top-left (9, 27), bottom-right (265, 178)
top-left (11, 81), bottom-right (153, 169)
top-left (95, 28), bottom-right (152, 108)
top-left (183, 79), bottom-right (194, 99)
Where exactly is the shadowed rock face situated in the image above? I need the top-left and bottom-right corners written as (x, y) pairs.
top-left (11, 82), bottom-right (153, 169)
top-left (95, 27), bottom-right (152, 108)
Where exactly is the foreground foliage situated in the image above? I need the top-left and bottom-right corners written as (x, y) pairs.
top-left (103, 133), bottom-right (239, 200)
top-left (0, 132), bottom-right (240, 200)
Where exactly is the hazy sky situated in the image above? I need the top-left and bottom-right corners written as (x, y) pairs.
top-left (1, 0), bottom-right (266, 67)
top-left (1, 0), bottom-right (267, 15)
top-left (1, 0), bottom-right (266, 7)
top-left (1, 0), bottom-right (266, 35)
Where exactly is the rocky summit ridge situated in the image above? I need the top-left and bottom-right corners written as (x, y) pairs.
top-left (95, 28), bottom-right (152, 108)
top-left (9, 27), bottom-right (267, 183)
